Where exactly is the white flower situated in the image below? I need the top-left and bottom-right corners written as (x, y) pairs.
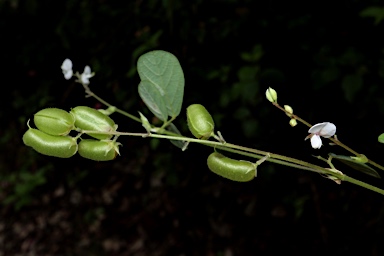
top-left (80, 65), bottom-right (94, 85)
top-left (61, 59), bottom-right (73, 80)
top-left (305, 122), bottom-right (336, 149)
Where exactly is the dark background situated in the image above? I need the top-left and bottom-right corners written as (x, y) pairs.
top-left (2, 0), bottom-right (384, 255)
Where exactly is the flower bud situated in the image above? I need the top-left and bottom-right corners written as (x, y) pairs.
top-left (139, 111), bottom-right (151, 133)
top-left (34, 108), bottom-right (75, 136)
top-left (350, 154), bottom-right (368, 163)
top-left (187, 104), bottom-right (214, 140)
top-left (284, 105), bottom-right (293, 117)
top-left (23, 128), bottom-right (78, 158)
top-left (78, 139), bottom-right (121, 161)
top-left (71, 106), bottom-right (117, 140)
top-left (289, 119), bottom-right (297, 127)
top-left (265, 87), bottom-right (277, 103)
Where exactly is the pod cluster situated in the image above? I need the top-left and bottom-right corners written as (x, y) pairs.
top-left (23, 106), bottom-right (120, 161)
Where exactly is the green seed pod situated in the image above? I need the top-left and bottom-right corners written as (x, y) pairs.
top-left (23, 128), bottom-right (78, 158)
top-left (207, 152), bottom-right (255, 182)
top-left (34, 108), bottom-right (75, 136)
top-left (78, 139), bottom-right (121, 161)
top-left (187, 104), bottom-right (214, 139)
top-left (71, 106), bottom-right (116, 140)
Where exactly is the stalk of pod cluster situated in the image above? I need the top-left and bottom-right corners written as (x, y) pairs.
top-left (23, 106), bottom-right (121, 161)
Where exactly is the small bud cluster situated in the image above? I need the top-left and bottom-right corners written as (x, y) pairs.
top-left (284, 105), bottom-right (297, 127)
top-left (265, 87), bottom-right (297, 127)
top-left (265, 87), bottom-right (337, 149)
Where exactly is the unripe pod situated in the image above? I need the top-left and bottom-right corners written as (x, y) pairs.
top-left (78, 139), bottom-right (121, 161)
top-left (71, 106), bottom-right (116, 140)
top-left (23, 128), bottom-right (78, 158)
top-left (207, 152), bottom-right (255, 182)
top-left (34, 108), bottom-right (75, 136)
top-left (187, 104), bottom-right (214, 140)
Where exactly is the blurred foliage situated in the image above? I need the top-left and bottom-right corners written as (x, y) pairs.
top-left (3, 0), bottom-right (384, 255)
top-left (360, 6), bottom-right (384, 25)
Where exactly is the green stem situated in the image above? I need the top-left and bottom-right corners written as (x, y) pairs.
top-left (216, 146), bottom-right (324, 174)
top-left (81, 84), bottom-right (181, 137)
top-left (75, 83), bottom-right (384, 195)
top-left (81, 129), bottom-right (384, 195)
top-left (84, 129), bottom-right (318, 168)
top-left (82, 130), bottom-right (329, 173)
top-left (85, 89), bottom-right (142, 123)
top-left (343, 175), bottom-right (384, 195)
top-left (273, 103), bottom-right (312, 127)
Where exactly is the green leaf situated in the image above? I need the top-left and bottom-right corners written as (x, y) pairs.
top-left (329, 153), bottom-right (380, 178)
top-left (138, 80), bottom-right (168, 121)
top-left (166, 123), bottom-right (188, 150)
top-left (137, 50), bottom-right (185, 119)
top-left (360, 6), bottom-right (384, 25)
top-left (378, 133), bottom-right (384, 143)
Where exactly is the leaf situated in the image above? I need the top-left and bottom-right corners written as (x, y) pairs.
top-left (166, 123), bottom-right (188, 150)
top-left (360, 6), bottom-right (384, 25)
top-left (138, 80), bottom-right (168, 121)
top-left (378, 133), bottom-right (384, 143)
top-left (329, 153), bottom-right (380, 178)
top-left (137, 50), bottom-right (185, 119)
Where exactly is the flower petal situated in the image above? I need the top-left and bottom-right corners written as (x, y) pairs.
top-left (80, 66), bottom-right (93, 84)
top-left (319, 122), bottom-right (336, 138)
top-left (310, 135), bottom-right (322, 149)
top-left (61, 59), bottom-right (72, 71)
top-left (63, 69), bottom-right (73, 80)
top-left (83, 66), bottom-right (91, 74)
top-left (81, 73), bottom-right (90, 84)
top-left (308, 122), bottom-right (328, 134)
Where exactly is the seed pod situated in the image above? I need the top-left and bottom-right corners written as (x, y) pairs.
top-left (207, 152), bottom-right (255, 182)
top-left (71, 106), bottom-right (116, 140)
top-left (187, 104), bottom-right (214, 140)
top-left (78, 139), bottom-right (121, 161)
top-left (34, 108), bottom-right (75, 136)
top-left (23, 128), bottom-right (78, 158)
